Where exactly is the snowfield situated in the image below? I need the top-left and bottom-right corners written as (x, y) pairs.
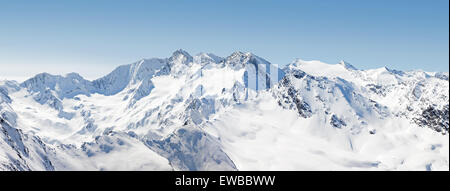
top-left (0, 50), bottom-right (448, 171)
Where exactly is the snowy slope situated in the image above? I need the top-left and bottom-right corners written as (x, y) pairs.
top-left (289, 59), bottom-right (449, 134)
top-left (203, 67), bottom-right (448, 170)
top-left (0, 50), bottom-right (448, 171)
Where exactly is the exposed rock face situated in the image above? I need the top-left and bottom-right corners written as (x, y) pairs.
top-left (414, 105), bottom-right (449, 135)
top-left (330, 114), bottom-right (347, 129)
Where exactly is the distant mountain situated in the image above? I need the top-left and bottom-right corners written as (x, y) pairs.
top-left (1, 50), bottom-right (448, 170)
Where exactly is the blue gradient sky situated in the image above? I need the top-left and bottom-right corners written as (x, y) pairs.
top-left (1, 0), bottom-right (448, 81)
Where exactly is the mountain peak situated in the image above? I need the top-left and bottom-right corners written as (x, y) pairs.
top-left (373, 66), bottom-right (390, 73)
top-left (33, 72), bottom-right (54, 78)
top-left (169, 49), bottom-right (193, 65)
top-left (172, 49), bottom-right (190, 56)
top-left (65, 72), bottom-right (85, 79)
top-left (226, 51), bottom-right (257, 61)
top-left (21, 72), bottom-right (58, 87)
top-left (230, 51), bottom-right (245, 56)
top-left (195, 53), bottom-right (223, 64)
top-left (229, 51), bottom-right (255, 58)
top-left (224, 51), bottom-right (268, 69)
top-left (338, 60), bottom-right (357, 70)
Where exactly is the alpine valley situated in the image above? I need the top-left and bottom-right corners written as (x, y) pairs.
top-left (0, 50), bottom-right (448, 171)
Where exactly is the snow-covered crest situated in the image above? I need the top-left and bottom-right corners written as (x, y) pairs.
top-left (1, 50), bottom-right (448, 171)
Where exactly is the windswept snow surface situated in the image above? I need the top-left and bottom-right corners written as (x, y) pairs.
top-left (0, 50), bottom-right (448, 171)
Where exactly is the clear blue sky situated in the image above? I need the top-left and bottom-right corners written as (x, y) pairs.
top-left (0, 0), bottom-right (448, 81)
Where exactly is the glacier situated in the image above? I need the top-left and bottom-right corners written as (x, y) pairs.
top-left (0, 49), bottom-right (448, 171)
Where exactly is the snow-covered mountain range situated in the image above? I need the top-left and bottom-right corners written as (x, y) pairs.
top-left (1, 50), bottom-right (448, 170)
